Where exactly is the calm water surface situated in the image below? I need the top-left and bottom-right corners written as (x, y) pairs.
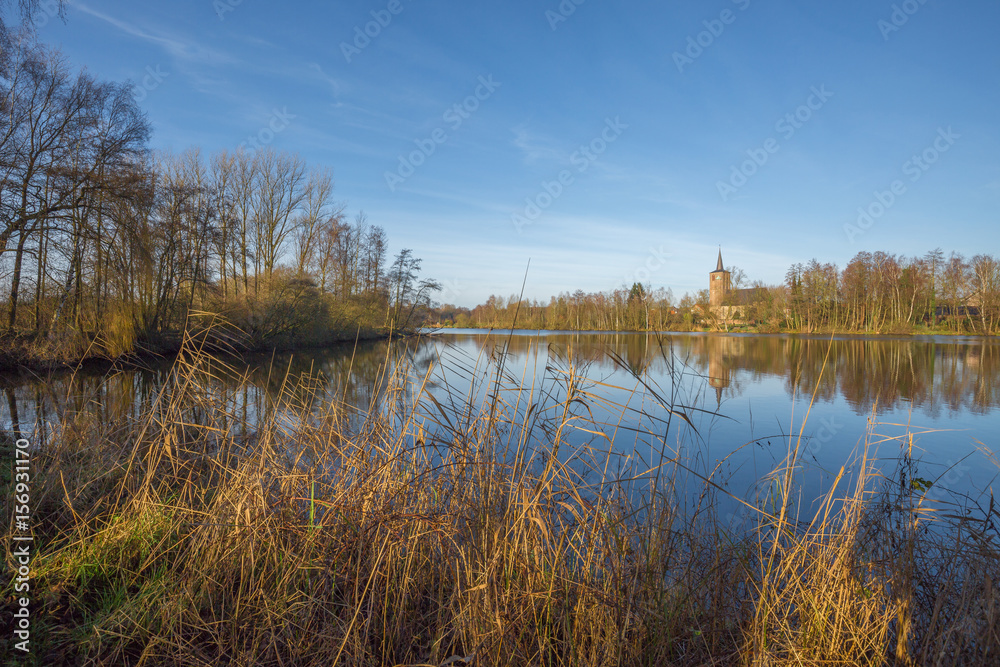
top-left (3, 330), bottom-right (998, 513)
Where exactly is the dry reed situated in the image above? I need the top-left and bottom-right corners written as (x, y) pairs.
top-left (3, 331), bottom-right (999, 666)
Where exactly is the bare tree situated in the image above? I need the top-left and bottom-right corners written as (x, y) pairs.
top-left (251, 148), bottom-right (306, 287)
top-left (387, 248), bottom-right (440, 329)
top-left (229, 149), bottom-right (257, 293)
top-left (0, 0), bottom-right (65, 49)
top-left (1, 38), bottom-right (148, 330)
top-left (941, 252), bottom-right (971, 332)
top-left (310, 214), bottom-right (342, 294)
top-left (210, 149), bottom-right (236, 297)
top-left (293, 167), bottom-right (343, 275)
top-left (971, 254), bottom-right (1000, 334)
top-left (363, 224), bottom-right (387, 295)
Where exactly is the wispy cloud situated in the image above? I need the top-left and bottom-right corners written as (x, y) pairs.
top-left (307, 63), bottom-right (341, 96)
top-left (510, 124), bottom-right (634, 181)
top-left (70, 1), bottom-right (236, 66)
top-left (511, 125), bottom-right (567, 164)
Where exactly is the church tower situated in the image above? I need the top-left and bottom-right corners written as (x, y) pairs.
top-left (709, 249), bottom-right (731, 307)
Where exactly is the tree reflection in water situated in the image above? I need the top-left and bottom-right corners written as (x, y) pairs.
top-left (3, 332), bottom-right (998, 502)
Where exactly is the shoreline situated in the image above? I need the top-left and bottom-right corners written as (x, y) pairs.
top-left (6, 325), bottom-right (993, 376)
top-left (427, 325), bottom-right (999, 339)
top-left (0, 326), bottom-right (401, 375)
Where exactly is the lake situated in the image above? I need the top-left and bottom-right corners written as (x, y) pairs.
top-left (3, 330), bottom-right (998, 523)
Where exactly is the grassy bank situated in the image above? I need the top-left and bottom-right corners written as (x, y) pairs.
top-left (0, 269), bottom-right (404, 372)
top-left (0, 310), bottom-right (392, 374)
top-left (2, 334), bottom-right (998, 665)
top-left (0, 325), bottom-right (388, 374)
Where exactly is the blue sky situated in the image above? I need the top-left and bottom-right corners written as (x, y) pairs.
top-left (33, 0), bottom-right (1000, 306)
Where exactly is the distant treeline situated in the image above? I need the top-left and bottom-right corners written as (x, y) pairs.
top-left (432, 249), bottom-right (1000, 335)
top-left (435, 284), bottom-right (677, 332)
top-left (0, 23), bottom-right (437, 363)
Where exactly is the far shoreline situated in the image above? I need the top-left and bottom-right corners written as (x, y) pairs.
top-left (424, 326), bottom-right (1000, 340)
top-left (5, 325), bottom-right (995, 377)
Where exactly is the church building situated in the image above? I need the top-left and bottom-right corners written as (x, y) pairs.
top-left (709, 249), bottom-right (768, 318)
top-left (709, 249), bottom-right (731, 308)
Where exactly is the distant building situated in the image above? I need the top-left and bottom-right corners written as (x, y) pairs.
top-left (709, 249), bottom-right (769, 320)
top-left (709, 249), bottom-right (731, 307)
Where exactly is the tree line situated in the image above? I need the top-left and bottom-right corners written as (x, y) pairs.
top-left (777, 249), bottom-right (999, 334)
top-left (434, 284), bottom-right (678, 331)
top-left (1, 14), bottom-right (437, 360)
top-left (433, 249), bottom-right (1000, 335)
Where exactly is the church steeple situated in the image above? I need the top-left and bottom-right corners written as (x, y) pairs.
top-left (710, 248), bottom-right (731, 308)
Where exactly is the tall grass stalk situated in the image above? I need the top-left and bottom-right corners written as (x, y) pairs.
top-left (3, 332), bottom-right (998, 665)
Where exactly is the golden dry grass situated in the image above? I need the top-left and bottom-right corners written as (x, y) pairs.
top-left (3, 331), bottom-right (999, 666)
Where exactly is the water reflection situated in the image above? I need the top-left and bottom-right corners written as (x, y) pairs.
top-left (3, 331), bottom-right (1000, 442)
top-left (437, 331), bottom-right (1000, 415)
